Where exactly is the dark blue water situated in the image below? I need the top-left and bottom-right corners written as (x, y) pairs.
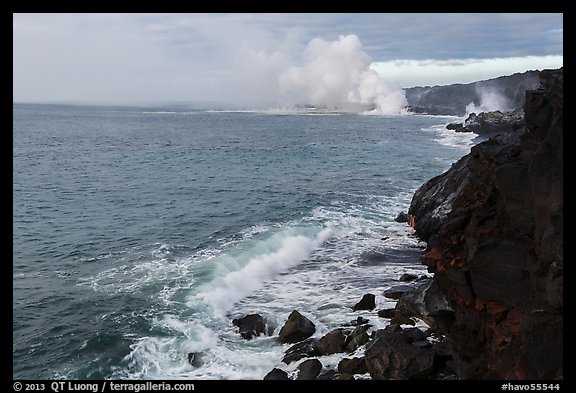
top-left (13, 103), bottom-right (474, 379)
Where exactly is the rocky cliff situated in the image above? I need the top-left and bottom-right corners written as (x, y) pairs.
top-left (405, 70), bottom-right (540, 116)
top-left (408, 68), bottom-right (563, 379)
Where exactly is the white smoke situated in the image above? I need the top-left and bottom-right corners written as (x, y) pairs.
top-left (279, 34), bottom-right (408, 115)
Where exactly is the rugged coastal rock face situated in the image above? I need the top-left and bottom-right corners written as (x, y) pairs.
top-left (408, 68), bottom-right (563, 379)
top-left (405, 70), bottom-right (540, 116)
top-left (446, 109), bottom-right (525, 136)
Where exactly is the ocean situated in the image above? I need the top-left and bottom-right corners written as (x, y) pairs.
top-left (13, 103), bottom-right (476, 379)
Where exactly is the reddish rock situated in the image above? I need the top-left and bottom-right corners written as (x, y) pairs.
top-left (408, 68), bottom-right (563, 379)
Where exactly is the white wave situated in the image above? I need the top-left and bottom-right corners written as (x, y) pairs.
top-left (205, 107), bottom-right (350, 116)
top-left (421, 123), bottom-right (478, 151)
top-left (192, 226), bottom-right (333, 315)
top-left (80, 200), bottom-right (429, 380)
top-left (141, 111), bottom-right (201, 115)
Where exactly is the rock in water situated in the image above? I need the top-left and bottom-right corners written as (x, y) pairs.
top-left (232, 313), bottom-right (268, 340)
top-left (282, 338), bottom-right (319, 364)
top-left (278, 310), bottom-right (316, 344)
top-left (383, 285), bottom-right (413, 300)
top-left (187, 352), bottom-right (202, 367)
top-left (263, 368), bottom-right (289, 380)
top-left (352, 293), bottom-right (376, 311)
top-left (399, 273), bottom-right (418, 282)
top-left (394, 211), bottom-right (410, 223)
top-left (296, 359), bottom-right (323, 380)
top-left (377, 308), bottom-right (395, 319)
top-left (314, 329), bottom-right (347, 355)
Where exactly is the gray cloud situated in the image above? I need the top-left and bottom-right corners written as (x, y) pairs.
top-left (13, 13), bottom-right (563, 104)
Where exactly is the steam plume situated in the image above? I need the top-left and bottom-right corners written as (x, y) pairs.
top-left (279, 34), bottom-right (408, 115)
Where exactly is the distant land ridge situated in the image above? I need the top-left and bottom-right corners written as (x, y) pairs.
top-left (405, 70), bottom-right (541, 116)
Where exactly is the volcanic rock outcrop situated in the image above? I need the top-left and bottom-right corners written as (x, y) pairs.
top-left (408, 68), bottom-right (563, 379)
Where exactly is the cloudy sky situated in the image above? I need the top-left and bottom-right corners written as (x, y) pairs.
top-left (13, 13), bottom-right (563, 105)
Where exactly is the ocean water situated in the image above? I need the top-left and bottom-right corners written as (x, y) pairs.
top-left (13, 103), bottom-right (476, 380)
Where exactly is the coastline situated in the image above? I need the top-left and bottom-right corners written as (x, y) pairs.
top-left (229, 68), bottom-right (562, 380)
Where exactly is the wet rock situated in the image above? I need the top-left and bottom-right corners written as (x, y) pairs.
top-left (296, 359), bottom-right (323, 380)
top-left (349, 316), bottom-right (370, 326)
top-left (446, 122), bottom-right (467, 133)
top-left (232, 313), bottom-right (269, 340)
top-left (399, 273), bottom-right (418, 282)
top-left (364, 330), bottom-right (435, 380)
top-left (352, 293), bottom-right (376, 311)
top-left (338, 357), bottom-right (368, 375)
top-left (383, 285), bottom-right (413, 300)
top-left (394, 279), bottom-right (454, 333)
top-left (336, 373), bottom-right (355, 380)
top-left (278, 310), bottom-right (316, 344)
top-left (314, 329), bottom-right (347, 356)
top-left (187, 352), bottom-right (202, 367)
top-left (377, 308), bottom-right (395, 319)
top-left (282, 338), bottom-right (319, 364)
top-left (394, 211), bottom-right (410, 223)
top-left (345, 324), bottom-right (371, 353)
top-left (263, 368), bottom-right (289, 380)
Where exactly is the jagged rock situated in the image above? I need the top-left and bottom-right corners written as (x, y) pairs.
top-left (296, 359), bottom-right (323, 380)
top-left (462, 109), bottom-right (525, 135)
top-left (338, 357), bottom-right (368, 375)
top-left (383, 285), bottom-right (413, 300)
top-left (399, 273), bottom-right (419, 282)
top-left (232, 313), bottom-right (269, 340)
top-left (409, 68), bottom-right (563, 379)
top-left (345, 324), bottom-right (371, 353)
top-left (364, 330), bottom-right (435, 380)
top-left (314, 329), bottom-right (347, 355)
top-left (393, 279), bottom-right (454, 333)
top-left (446, 122), bottom-right (468, 132)
top-left (282, 338), bottom-right (319, 364)
top-left (263, 368), bottom-right (289, 380)
top-left (352, 293), bottom-right (376, 311)
top-left (408, 154), bottom-right (470, 243)
top-left (278, 310), bottom-right (316, 344)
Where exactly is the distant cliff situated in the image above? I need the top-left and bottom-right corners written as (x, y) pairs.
top-left (405, 70), bottom-right (541, 116)
top-left (408, 68), bottom-right (563, 379)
